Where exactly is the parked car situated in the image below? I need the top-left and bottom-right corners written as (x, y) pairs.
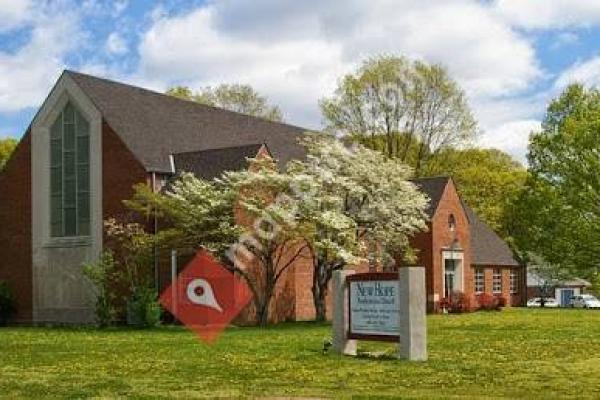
top-left (527, 297), bottom-right (559, 308)
top-left (570, 294), bottom-right (600, 309)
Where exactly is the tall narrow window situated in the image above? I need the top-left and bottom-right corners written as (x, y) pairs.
top-left (474, 268), bottom-right (485, 294)
top-left (444, 259), bottom-right (457, 297)
top-left (50, 102), bottom-right (90, 237)
top-left (510, 270), bottom-right (519, 294)
top-left (493, 268), bottom-right (502, 293)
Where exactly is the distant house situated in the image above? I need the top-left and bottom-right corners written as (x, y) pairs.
top-left (0, 71), bottom-right (524, 324)
top-left (527, 272), bottom-right (592, 307)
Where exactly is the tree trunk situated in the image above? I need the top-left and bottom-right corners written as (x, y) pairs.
top-left (256, 283), bottom-right (274, 327)
top-left (312, 271), bottom-right (328, 322)
top-left (414, 143), bottom-right (427, 176)
top-left (257, 299), bottom-right (270, 326)
top-left (311, 259), bottom-right (341, 322)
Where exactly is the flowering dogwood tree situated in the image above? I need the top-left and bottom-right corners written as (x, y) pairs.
top-left (287, 135), bottom-right (429, 320)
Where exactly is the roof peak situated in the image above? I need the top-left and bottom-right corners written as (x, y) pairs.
top-left (63, 69), bottom-right (309, 173)
top-left (65, 69), bottom-right (310, 132)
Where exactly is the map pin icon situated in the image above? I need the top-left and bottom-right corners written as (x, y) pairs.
top-left (186, 278), bottom-right (224, 312)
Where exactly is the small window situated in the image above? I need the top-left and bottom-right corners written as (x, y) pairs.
top-left (493, 268), bottom-right (502, 293)
top-left (448, 214), bottom-right (456, 231)
top-left (474, 268), bottom-right (485, 294)
top-left (510, 270), bottom-right (519, 294)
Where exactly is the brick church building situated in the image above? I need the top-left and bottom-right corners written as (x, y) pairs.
top-left (0, 71), bottom-right (524, 324)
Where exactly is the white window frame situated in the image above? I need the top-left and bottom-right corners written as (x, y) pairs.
top-left (474, 268), bottom-right (485, 294)
top-left (442, 250), bottom-right (464, 298)
top-left (510, 269), bottom-right (519, 294)
top-left (493, 268), bottom-right (502, 294)
top-left (31, 75), bottom-right (102, 249)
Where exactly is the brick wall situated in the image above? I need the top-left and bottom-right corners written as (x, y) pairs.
top-left (101, 122), bottom-right (151, 315)
top-left (102, 122), bottom-right (148, 222)
top-left (430, 180), bottom-right (472, 310)
top-left (474, 265), bottom-right (525, 307)
top-left (409, 230), bottom-right (434, 310)
top-left (0, 133), bottom-right (32, 322)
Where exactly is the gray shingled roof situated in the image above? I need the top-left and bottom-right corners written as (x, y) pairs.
top-left (413, 176), bottom-right (519, 266)
top-left (411, 176), bottom-right (449, 218)
top-left (172, 143), bottom-right (264, 180)
top-left (67, 70), bottom-right (308, 173)
top-left (527, 272), bottom-right (591, 287)
top-left (462, 202), bottom-right (520, 266)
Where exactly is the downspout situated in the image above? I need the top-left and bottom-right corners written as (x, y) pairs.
top-left (151, 172), bottom-right (159, 292)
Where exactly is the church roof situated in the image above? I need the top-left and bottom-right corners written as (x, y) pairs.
top-left (66, 70), bottom-right (308, 173)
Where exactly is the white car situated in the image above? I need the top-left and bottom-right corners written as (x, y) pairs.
top-left (527, 297), bottom-right (559, 308)
top-left (570, 294), bottom-right (600, 309)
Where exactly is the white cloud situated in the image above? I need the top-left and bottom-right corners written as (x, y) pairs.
top-left (494, 0), bottom-right (600, 29)
top-left (555, 56), bottom-right (600, 89)
top-left (0, 3), bottom-right (83, 112)
top-left (479, 119), bottom-right (541, 163)
top-left (0, 0), bottom-right (30, 32)
top-left (137, 0), bottom-right (541, 128)
top-left (1, 0), bottom-right (572, 160)
top-left (112, 0), bottom-right (128, 17)
top-left (105, 32), bottom-right (128, 55)
top-left (552, 32), bottom-right (579, 49)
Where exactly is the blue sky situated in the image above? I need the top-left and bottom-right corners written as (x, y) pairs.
top-left (2, 0), bottom-right (600, 163)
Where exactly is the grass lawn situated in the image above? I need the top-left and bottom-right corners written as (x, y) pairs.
top-left (1, 308), bottom-right (600, 399)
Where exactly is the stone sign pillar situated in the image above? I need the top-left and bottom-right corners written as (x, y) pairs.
top-left (332, 269), bottom-right (356, 356)
top-left (398, 266), bottom-right (427, 361)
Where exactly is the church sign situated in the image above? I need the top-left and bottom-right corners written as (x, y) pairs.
top-left (332, 267), bottom-right (427, 361)
top-left (347, 273), bottom-right (400, 342)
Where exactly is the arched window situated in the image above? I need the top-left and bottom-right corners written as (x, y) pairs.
top-left (448, 214), bottom-right (456, 232)
top-left (50, 102), bottom-right (90, 237)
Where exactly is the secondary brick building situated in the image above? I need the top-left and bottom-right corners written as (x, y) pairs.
top-left (0, 71), bottom-right (524, 324)
top-left (409, 177), bottom-right (524, 311)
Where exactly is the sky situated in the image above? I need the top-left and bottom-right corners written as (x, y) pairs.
top-left (2, 1), bottom-right (600, 164)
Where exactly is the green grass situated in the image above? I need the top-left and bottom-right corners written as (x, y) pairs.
top-left (1, 309), bottom-right (600, 399)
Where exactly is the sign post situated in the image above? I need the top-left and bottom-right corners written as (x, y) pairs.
top-left (398, 266), bottom-right (427, 361)
top-left (332, 269), bottom-right (357, 355)
top-left (332, 267), bottom-right (427, 361)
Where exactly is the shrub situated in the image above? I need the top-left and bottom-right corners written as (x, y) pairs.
top-left (127, 287), bottom-right (161, 328)
top-left (476, 293), bottom-right (496, 311)
top-left (0, 280), bottom-right (15, 325)
top-left (441, 291), bottom-right (473, 313)
top-left (496, 296), bottom-right (507, 308)
top-left (438, 297), bottom-right (450, 312)
top-left (83, 251), bottom-right (119, 327)
top-left (476, 293), bottom-right (506, 311)
top-left (85, 219), bottom-right (160, 328)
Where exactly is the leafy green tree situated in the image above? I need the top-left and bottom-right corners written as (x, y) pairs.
top-left (320, 55), bottom-right (477, 173)
top-left (512, 84), bottom-right (600, 281)
top-left (0, 138), bottom-right (17, 171)
top-left (166, 84), bottom-right (283, 122)
top-left (423, 147), bottom-right (528, 236)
